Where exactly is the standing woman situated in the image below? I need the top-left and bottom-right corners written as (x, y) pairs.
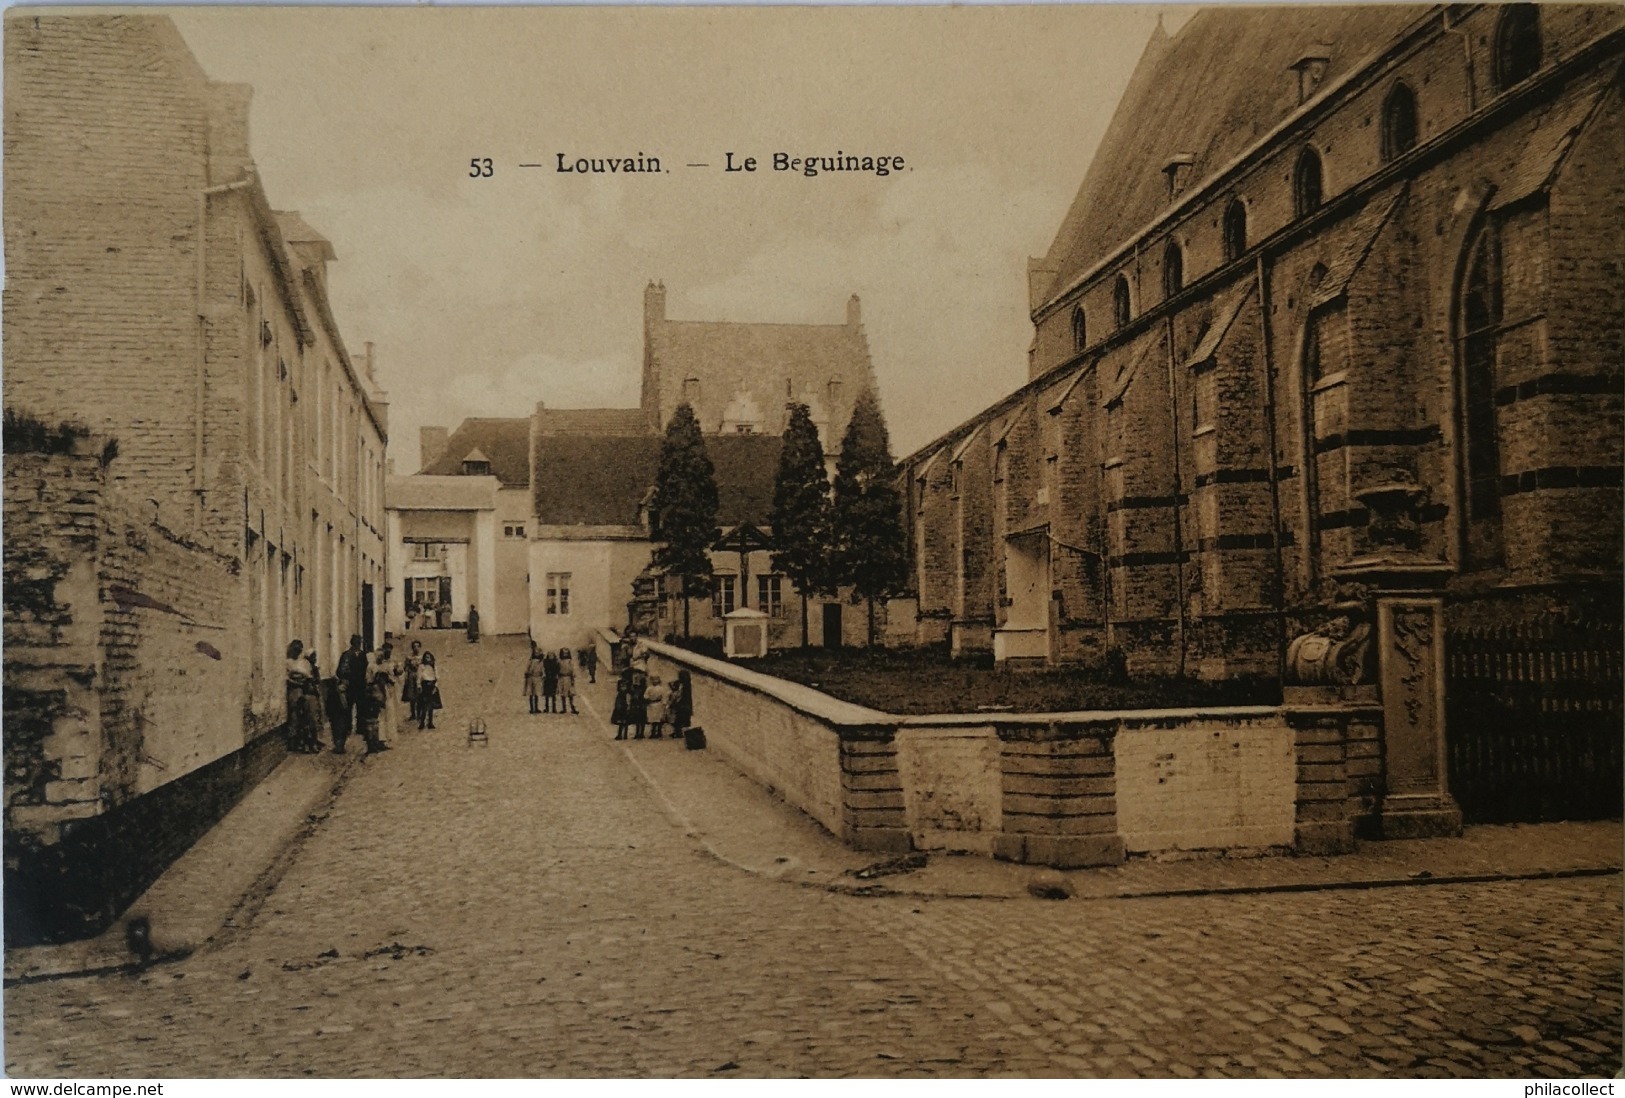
top-left (611, 666), bottom-right (633, 740)
top-left (285, 641), bottom-right (318, 753)
top-left (417, 652), bottom-right (441, 729)
top-left (541, 649), bottom-right (561, 714)
top-left (401, 641), bottom-right (423, 727)
top-left (524, 643), bottom-right (544, 715)
top-left (557, 649), bottom-right (578, 715)
top-left (670, 669), bottom-right (694, 742)
top-left (467, 605), bottom-right (481, 644)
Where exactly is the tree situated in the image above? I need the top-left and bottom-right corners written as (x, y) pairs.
top-left (831, 388), bottom-right (908, 647)
top-left (769, 402), bottom-right (835, 647)
top-left (650, 403), bottom-right (719, 637)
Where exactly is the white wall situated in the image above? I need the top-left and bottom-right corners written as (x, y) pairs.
top-left (528, 535), bottom-right (652, 653)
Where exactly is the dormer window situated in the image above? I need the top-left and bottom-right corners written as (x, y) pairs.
top-left (1163, 153), bottom-right (1195, 201)
top-left (1292, 45), bottom-right (1332, 104)
top-left (460, 446), bottom-right (493, 477)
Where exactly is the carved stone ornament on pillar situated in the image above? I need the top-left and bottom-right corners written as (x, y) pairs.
top-left (1333, 479), bottom-right (1462, 838)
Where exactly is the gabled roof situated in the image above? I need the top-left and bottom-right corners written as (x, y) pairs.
top-left (530, 430), bottom-right (782, 529)
top-left (649, 317), bottom-right (875, 436)
top-left (1037, 5), bottom-right (1427, 309)
top-left (419, 418), bottom-right (530, 487)
top-left (533, 434), bottom-right (662, 526)
top-left (534, 406), bottom-right (653, 436)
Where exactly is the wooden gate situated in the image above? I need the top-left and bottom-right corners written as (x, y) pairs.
top-left (1446, 616), bottom-right (1623, 823)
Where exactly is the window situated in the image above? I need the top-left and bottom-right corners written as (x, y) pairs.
top-left (735, 424), bottom-right (755, 435)
top-left (1494, 5), bottom-right (1542, 92)
top-left (503, 523), bottom-right (526, 539)
top-left (1458, 222), bottom-right (1505, 567)
top-left (711, 575), bottom-right (736, 618)
top-left (1070, 305), bottom-right (1088, 351)
top-left (1294, 148), bottom-right (1323, 218)
top-left (757, 574), bottom-right (784, 617)
top-left (546, 572), bottom-right (572, 615)
top-left (461, 458), bottom-right (491, 476)
top-left (1304, 313), bottom-right (1325, 383)
top-left (1223, 199), bottom-right (1248, 262)
top-left (1112, 275), bottom-right (1132, 330)
top-left (411, 542), bottom-right (441, 561)
top-left (1163, 241), bottom-right (1184, 299)
top-left (1381, 83), bottom-right (1419, 161)
top-left (683, 377), bottom-right (701, 406)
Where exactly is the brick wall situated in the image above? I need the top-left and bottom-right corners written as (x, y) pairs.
top-left (4, 447), bottom-right (269, 944)
top-left (635, 630), bottom-right (1367, 867)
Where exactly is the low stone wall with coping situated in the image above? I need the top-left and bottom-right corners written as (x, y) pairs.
top-left (603, 631), bottom-right (1370, 866)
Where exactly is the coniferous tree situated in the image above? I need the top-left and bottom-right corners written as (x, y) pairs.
top-left (831, 388), bottom-right (908, 647)
top-left (650, 403), bottom-right (719, 637)
top-left (769, 403), bottom-right (834, 647)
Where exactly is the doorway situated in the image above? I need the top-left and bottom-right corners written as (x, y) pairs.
top-left (822, 602), bottom-right (843, 649)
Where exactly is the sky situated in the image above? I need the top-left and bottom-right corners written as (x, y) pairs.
top-left (169, 5), bottom-right (1186, 469)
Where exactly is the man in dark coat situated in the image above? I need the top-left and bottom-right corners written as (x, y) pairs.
top-left (467, 605), bottom-right (481, 643)
top-left (334, 634), bottom-right (368, 754)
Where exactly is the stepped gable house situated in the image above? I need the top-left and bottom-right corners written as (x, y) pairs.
top-left (395, 284), bottom-right (881, 650)
top-left (901, 4), bottom-right (1623, 681)
top-left (3, 15), bottom-right (389, 942)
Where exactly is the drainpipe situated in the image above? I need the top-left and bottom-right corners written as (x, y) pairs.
top-left (1163, 314), bottom-right (1188, 677)
top-left (1441, 6), bottom-right (1478, 113)
top-left (1256, 253), bottom-right (1289, 682)
top-left (197, 174), bottom-right (254, 529)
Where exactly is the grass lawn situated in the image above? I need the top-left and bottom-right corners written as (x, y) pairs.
top-left (741, 644), bottom-right (1281, 716)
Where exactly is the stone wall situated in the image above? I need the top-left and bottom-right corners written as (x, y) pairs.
top-left (630, 635), bottom-right (1370, 867)
top-left (4, 447), bottom-right (272, 944)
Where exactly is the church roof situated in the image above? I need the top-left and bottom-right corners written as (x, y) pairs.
top-left (1036, 5), bottom-right (1428, 310)
top-left (418, 417), bottom-right (530, 487)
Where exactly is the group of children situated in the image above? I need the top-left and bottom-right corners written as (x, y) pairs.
top-left (522, 645), bottom-right (585, 714)
top-left (610, 662), bottom-right (692, 742)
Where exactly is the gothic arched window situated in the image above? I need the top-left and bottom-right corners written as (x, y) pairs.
top-left (1294, 148), bottom-right (1324, 218)
top-left (1071, 305), bottom-right (1087, 351)
top-left (1458, 222), bottom-right (1505, 567)
top-left (1494, 5), bottom-right (1542, 92)
top-left (1382, 82), bottom-right (1419, 161)
top-left (1163, 241), bottom-right (1184, 299)
top-left (1113, 275), bottom-right (1132, 330)
top-left (1223, 199), bottom-right (1248, 262)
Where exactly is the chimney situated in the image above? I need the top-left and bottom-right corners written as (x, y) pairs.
top-left (205, 82), bottom-right (253, 183)
top-left (420, 426), bottom-right (450, 470)
top-left (644, 280), bottom-right (666, 330)
top-left (847, 294), bottom-right (862, 329)
top-left (1292, 46), bottom-right (1332, 104)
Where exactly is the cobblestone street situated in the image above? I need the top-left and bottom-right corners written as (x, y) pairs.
top-left (5, 637), bottom-right (1620, 1078)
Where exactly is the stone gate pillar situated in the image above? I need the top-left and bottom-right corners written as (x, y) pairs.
top-left (1334, 481), bottom-right (1462, 839)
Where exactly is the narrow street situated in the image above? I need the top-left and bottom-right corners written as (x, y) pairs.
top-left (5, 636), bottom-right (1620, 1078)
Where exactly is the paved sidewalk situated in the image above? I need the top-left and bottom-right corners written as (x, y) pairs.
top-left (578, 672), bottom-right (1621, 901)
top-left (5, 749), bottom-right (354, 984)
